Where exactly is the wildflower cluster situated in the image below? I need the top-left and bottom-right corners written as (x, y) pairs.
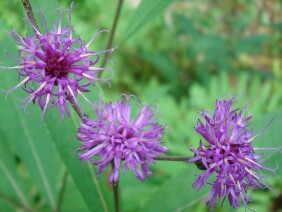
top-left (189, 97), bottom-right (277, 211)
top-left (1, 3), bottom-right (112, 118)
top-left (78, 96), bottom-right (168, 183)
top-left (0, 2), bottom-right (280, 212)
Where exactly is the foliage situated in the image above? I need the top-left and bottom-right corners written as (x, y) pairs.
top-left (0, 0), bottom-right (281, 211)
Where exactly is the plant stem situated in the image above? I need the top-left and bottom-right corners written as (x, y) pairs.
top-left (111, 162), bottom-right (120, 212)
top-left (68, 98), bottom-right (85, 119)
top-left (154, 156), bottom-right (192, 162)
top-left (113, 181), bottom-right (120, 212)
top-left (57, 170), bottom-right (68, 212)
top-left (21, 0), bottom-right (40, 34)
top-left (106, 2), bottom-right (124, 211)
top-left (100, 0), bottom-right (124, 70)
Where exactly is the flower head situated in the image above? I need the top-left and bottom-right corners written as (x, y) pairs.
top-left (189, 96), bottom-right (277, 211)
top-left (1, 3), bottom-right (113, 118)
top-left (78, 95), bottom-right (168, 183)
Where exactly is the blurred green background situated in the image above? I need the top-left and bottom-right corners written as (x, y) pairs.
top-left (0, 0), bottom-right (281, 211)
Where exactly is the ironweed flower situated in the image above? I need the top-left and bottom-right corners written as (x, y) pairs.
top-left (189, 96), bottom-right (278, 211)
top-left (0, 3), bottom-right (113, 118)
top-left (78, 95), bottom-right (168, 183)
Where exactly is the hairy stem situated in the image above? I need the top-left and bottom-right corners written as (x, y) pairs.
top-left (68, 98), bottom-right (85, 119)
top-left (21, 0), bottom-right (40, 34)
top-left (100, 0), bottom-right (124, 70)
top-left (111, 162), bottom-right (120, 212)
top-left (154, 156), bottom-right (192, 162)
top-left (57, 170), bottom-right (68, 212)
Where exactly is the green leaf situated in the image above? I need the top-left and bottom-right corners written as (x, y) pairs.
top-left (0, 28), bottom-right (59, 210)
top-left (174, 14), bottom-right (199, 37)
top-left (0, 131), bottom-right (30, 210)
top-left (122, 0), bottom-right (174, 42)
top-left (0, 199), bottom-right (13, 212)
top-left (139, 166), bottom-right (209, 212)
top-left (60, 175), bottom-right (91, 212)
top-left (44, 111), bottom-right (113, 212)
top-left (253, 108), bottom-right (282, 174)
top-left (140, 52), bottom-right (180, 84)
top-left (0, 84), bottom-right (59, 210)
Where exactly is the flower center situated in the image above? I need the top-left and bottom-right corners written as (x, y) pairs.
top-left (44, 50), bottom-right (70, 78)
top-left (117, 126), bottom-right (135, 140)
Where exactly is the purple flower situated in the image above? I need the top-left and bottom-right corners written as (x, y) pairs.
top-left (77, 95), bottom-right (168, 183)
top-left (0, 3), bottom-right (113, 118)
top-left (189, 96), bottom-right (277, 211)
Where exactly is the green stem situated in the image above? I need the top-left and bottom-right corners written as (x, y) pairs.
top-left (105, 2), bottom-right (125, 210)
top-left (154, 156), bottom-right (192, 162)
top-left (111, 162), bottom-right (120, 212)
top-left (100, 0), bottom-right (124, 70)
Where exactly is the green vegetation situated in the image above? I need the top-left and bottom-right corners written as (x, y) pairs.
top-left (0, 0), bottom-right (281, 211)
